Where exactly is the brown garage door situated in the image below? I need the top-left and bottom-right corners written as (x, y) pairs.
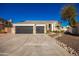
top-left (15, 26), bottom-right (33, 34)
top-left (36, 26), bottom-right (44, 33)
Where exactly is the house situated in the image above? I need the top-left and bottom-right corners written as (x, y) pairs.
top-left (0, 18), bottom-right (4, 30)
top-left (64, 24), bottom-right (79, 35)
top-left (0, 18), bottom-right (12, 33)
top-left (12, 20), bottom-right (60, 34)
top-left (0, 22), bottom-right (4, 32)
top-left (70, 23), bottom-right (79, 35)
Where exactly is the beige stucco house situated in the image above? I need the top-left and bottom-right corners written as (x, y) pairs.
top-left (12, 21), bottom-right (60, 34)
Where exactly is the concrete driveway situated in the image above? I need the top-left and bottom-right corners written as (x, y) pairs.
top-left (0, 34), bottom-right (71, 56)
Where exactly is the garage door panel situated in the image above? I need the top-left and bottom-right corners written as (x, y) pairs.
top-left (15, 26), bottom-right (33, 34)
top-left (36, 26), bottom-right (44, 33)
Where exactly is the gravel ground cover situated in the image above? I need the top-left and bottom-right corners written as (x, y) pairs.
top-left (56, 34), bottom-right (79, 55)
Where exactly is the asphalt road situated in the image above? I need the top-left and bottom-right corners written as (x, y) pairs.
top-left (0, 34), bottom-right (71, 56)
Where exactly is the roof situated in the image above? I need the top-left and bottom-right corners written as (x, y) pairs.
top-left (16, 20), bottom-right (58, 24)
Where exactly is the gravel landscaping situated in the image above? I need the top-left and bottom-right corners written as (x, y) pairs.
top-left (55, 33), bottom-right (79, 55)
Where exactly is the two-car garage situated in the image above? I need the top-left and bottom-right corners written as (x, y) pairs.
top-left (15, 26), bottom-right (33, 34)
top-left (13, 24), bottom-right (46, 34)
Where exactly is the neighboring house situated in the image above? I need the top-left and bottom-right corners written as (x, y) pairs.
top-left (71, 23), bottom-right (79, 35)
top-left (65, 24), bottom-right (79, 35)
top-left (0, 22), bottom-right (4, 32)
top-left (0, 19), bottom-right (12, 33)
top-left (12, 20), bottom-right (61, 34)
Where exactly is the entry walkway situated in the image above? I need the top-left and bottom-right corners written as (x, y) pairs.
top-left (0, 34), bottom-right (71, 56)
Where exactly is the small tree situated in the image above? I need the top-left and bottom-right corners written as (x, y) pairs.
top-left (0, 17), bottom-right (5, 23)
top-left (61, 5), bottom-right (77, 27)
top-left (61, 5), bottom-right (79, 35)
top-left (0, 18), bottom-right (13, 33)
top-left (4, 21), bottom-right (12, 28)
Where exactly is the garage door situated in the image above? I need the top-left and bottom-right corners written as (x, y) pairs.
top-left (15, 26), bottom-right (33, 34)
top-left (36, 26), bottom-right (44, 33)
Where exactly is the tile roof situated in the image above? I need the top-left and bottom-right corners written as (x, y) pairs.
top-left (16, 20), bottom-right (58, 24)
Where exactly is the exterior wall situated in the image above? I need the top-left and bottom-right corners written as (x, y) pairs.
top-left (51, 22), bottom-right (61, 31)
top-left (44, 24), bottom-right (47, 34)
top-left (0, 24), bottom-right (4, 30)
top-left (12, 24), bottom-right (47, 34)
top-left (51, 24), bottom-right (54, 31)
top-left (46, 24), bottom-right (49, 31)
top-left (11, 25), bottom-right (16, 34)
top-left (51, 22), bottom-right (57, 31)
top-left (13, 24), bottom-right (35, 26)
top-left (0, 24), bottom-right (4, 32)
top-left (33, 24), bottom-right (36, 34)
top-left (36, 24), bottom-right (46, 26)
top-left (71, 27), bottom-right (79, 35)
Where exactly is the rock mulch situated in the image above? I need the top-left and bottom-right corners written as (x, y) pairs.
top-left (55, 34), bottom-right (79, 56)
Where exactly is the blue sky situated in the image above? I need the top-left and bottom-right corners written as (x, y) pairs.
top-left (0, 3), bottom-right (79, 26)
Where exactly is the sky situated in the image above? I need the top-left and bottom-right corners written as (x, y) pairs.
top-left (0, 3), bottom-right (79, 26)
